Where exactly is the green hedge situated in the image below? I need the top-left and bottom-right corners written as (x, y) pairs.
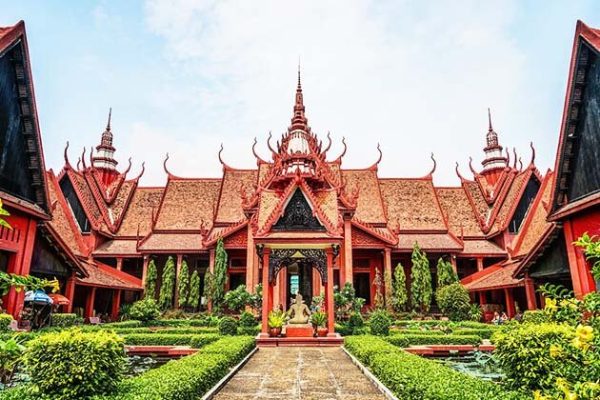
top-left (451, 328), bottom-right (495, 339)
top-left (50, 313), bottom-right (83, 328)
top-left (107, 327), bottom-right (218, 335)
top-left (121, 333), bottom-right (220, 346)
top-left (0, 313), bottom-right (13, 332)
top-left (390, 329), bottom-right (446, 336)
top-left (521, 310), bottom-right (550, 325)
top-left (344, 336), bottom-right (528, 400)
top-left (100, 336), bottom-right (255, 399)
top-left (386, 334), bottom-right (482, 347)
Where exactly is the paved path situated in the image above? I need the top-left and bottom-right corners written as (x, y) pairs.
top-left (212, 347), bottom-right (387, 400)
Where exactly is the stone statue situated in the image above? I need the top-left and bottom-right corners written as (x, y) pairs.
top-left (287, 293), bottom-right (311, 324)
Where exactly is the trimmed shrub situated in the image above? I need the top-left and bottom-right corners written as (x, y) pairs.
top-left (107, 327), bottom-right (218, 335)
top-left (189, 270), bottom-right (201, 311)
top-left (23, 329), bottom-right (126, 399)
top-left (239, 311), bottom-right (257, 328)
top-left (451, 328), bottom-right (495, 340)
top-left (436, 282), bottom-right (471, 321)
top-left (177, 260), bottom-right (190, 308)
top-left (238, 325), bottom-right (260, 336)
top-left (128, 298), bottom-right (160, 323)
top-left (101, 320), bottom-right (143, 328)
top-left (0, 314), bottom-right (12, 332)
top-left (436, 257), bottom-right (458, 288)
top-left (348, 312), bottom-right (364, 330)
top-left (345, 336), bottom-right (527, 400)
top-left (386, 334), bottom-right (482, 346)
top-left (144, 259), bottom-right (157, 300)
top-left (392, 263), bottom-right (408, 312)
top-left (159, 256), bottom-right (176, 310)
top-left (368, 309), bottom-right (392, 336)
top-left (218, 317), bottom-right (238, 336)
top-left (50, 313), bottom-right (83, 328)
top-left (121, 333), bottom-right (219, 346)
top-left (521, 310), bottom-right (550, 325)
top-left (410, 243), bottom-right (432, 313)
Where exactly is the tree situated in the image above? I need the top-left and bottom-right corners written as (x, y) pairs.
top-left (144, 260), bottom-right (157, 300)
top-left (384, 268), bottom-right (393, 312)
top-left (392, 263), bottom-right (408, 312)
top-left (188, 270), bottom-right (201, 311)
top-left (177, 260), bottom-right (190, 308)
top-left (410, 242), bottom-right (432, 313)
top-left (436, 282), bottom-right (473, 321)
top-left (373, 268), bottom-right (384, 309)
top-left (224, 284), bottom-right (252, 313)
top-left (436, 257), bottom-right (458, 289)
top-left (158, 256), bottom-right (175, 310)
top-left (211, 238), bottom-right (228, 313)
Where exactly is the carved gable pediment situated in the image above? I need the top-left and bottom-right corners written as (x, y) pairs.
top-left (272, 188), bottom-right (325, 231)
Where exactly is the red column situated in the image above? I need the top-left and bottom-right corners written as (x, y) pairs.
top-left (564, 221), bottom-right (597, 298)
top-left (384, 248), bottom-right (392, 307)
top-left (64, 275), bottom-right (76, 313)
top-left (174, 254), bottom-right (183, 307)
top-left (504, 288), bottom-right (515, 318)
top-left (207, 248), bottom-right (216, 312)
top-left (450, 255), bottom-right (458, 274)
top-left (326, 248), bottom-right (335, 336)
top-left (260, 248), bottom-right (271, 336)
top-left (479, 292), bottom-right (487, 305)
top-left (343, 218), bottom-right (353, 285)
top-left (141, 256), bottom-right (149, 289)
top-left (85, 287), bottom-right (97, 320)
top-left (116, 257), bottom-right (123, 271)
top-left (6, 218), bottom-right (37, 319)
top-left (476, 257), bottom-right (484, 272)
top-left (111, 290), bottom-right (121, 321)
top-left (245, 225), bottom-right (255, 292)
top-left (524, 275), bottom-right (537, 310)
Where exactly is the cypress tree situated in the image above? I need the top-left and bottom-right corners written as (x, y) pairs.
top-left (189, 270), bottom-right (201, 311)
top-left (144, 259), bottom-right (157, 300)
top-left (436, 257), bottom-right (458, 289)
top-left (159, 256), bottom-right (176, 310)
top-left (177, 260), bottom-right (190, 308)
top-left (211, 239), bottom-right (228, 313)
top-left (392, 263), bottom-right (408, 312)
top-left (410, 243), bottom-right (432, 313)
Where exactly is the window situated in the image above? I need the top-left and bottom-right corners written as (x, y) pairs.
top-left (353, 273), bottom-right (371, 305)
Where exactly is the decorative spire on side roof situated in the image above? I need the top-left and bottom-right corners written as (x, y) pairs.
top-left (290, 65), bottom-right (308, 132)
top-left (92, 108), bottom-right (119, 185)
top-left (481, 108), bottom-right (508, 172)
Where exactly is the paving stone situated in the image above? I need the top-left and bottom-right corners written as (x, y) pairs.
top-left (212, 347), bottom-right (387, 400)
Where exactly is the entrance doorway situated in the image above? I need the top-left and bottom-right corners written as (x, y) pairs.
top-left (286, 261), bottom-right (313, 309)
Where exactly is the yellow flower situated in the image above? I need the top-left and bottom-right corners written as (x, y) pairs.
top-left (576, 325), bottom-right (594, 343)
top-left (556, 378), bottom-right (569, 394)
top-left (533, 390), bottom-right (548, 400)
top-left (549, 344), bottom-right (562, 358)
top-left (545, 298), bottom-right (557, 312)
top-left (565, 392), bottom-right (578, 400)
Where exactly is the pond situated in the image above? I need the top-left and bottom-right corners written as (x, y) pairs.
top-left (431, 351), bottom-right (504, 382)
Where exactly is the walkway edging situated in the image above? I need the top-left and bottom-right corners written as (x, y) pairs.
top-left (201, 346), bottom-right (259, 400)
top-left (342, 346), bottom-right (399, 400)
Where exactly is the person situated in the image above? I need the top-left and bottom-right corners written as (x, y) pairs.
top-left (500, 312), bottom-right (509, 323)
top-left (492, 311), bottom-right (501, 325)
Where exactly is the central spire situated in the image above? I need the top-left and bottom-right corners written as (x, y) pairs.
top-left (290, 66), bottom-right (308, 131)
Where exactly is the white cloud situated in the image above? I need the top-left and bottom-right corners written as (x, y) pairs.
top-left (128, 0), bottom-right (551, 186)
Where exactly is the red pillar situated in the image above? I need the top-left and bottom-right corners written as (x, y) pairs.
top-left (564, 221), bottom-right (597, 298)
top-left (207, 248), bottom-right (215, 312)
top-left (479, 291), bottom-right (487, 305)
top-left (343, 218), bottom-right (353, 285)
top-left (85, 287), bottom-right (97, 320)
top-left (245, 225), bottom-right (255, 292)
top-left (116, 257), bottom-right (123, 271)
top-left (111, 290), bottom-right (121, 321)
top-left (504, 287), bottom-right (515, 318)
top-left (64, 275), bottom-right (76, 313)
top-left (384, 248), bottom-right (392, 307)
top-left (450, 255), bottom-right (458, 274)
top-left (260, 248), bottom-right (271, 336)
top-left (524, 275), bottom-right (537, 310)
top-left (141, 256), bottom-right (149, 290)
top-left (6, 218), bottom-right (37, 319)
top-left (476, 257), bottom-right (484, 272)
top-left (174, 254), bottom-right (183, 307)
top-left (326, 248), bottom-right (335, 336)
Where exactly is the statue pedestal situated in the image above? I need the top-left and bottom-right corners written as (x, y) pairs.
top-left (285, 324), bottom-right (314, 338)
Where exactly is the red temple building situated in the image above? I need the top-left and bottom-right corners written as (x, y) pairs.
top-left (0, 20), bottom-right (598, 324)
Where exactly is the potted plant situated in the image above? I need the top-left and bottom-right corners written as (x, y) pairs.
top-left (267, 310), bottom-right (284, 337)
top-left (310, 311), bottom-right (328, 337)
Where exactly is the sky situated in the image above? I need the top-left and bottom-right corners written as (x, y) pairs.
top-left (1, 1), bottom-right (599, 186)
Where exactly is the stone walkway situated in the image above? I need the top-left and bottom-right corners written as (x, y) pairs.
top-left (212, 347), bottom-right (388, 400)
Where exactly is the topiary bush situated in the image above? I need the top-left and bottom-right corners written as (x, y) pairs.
top-left (50, 313), bottom-right (83, 328)
top-left (386, 334), bottom-right (482, 346)
top-left (521, 310), bottom-right (550, 325)
top-left (348, 312), bottom-right (364, 331)
top-left (238, 311), bottom-right (256, 328)
top-left (121, 333), bottom-right (219, 346)
top-left (23, 329), bottom-right (126, 399)
top-left (0, 314), bottom-right (12, 332)
top-left (128, 298), bottom-right (160, 323)
top-left (369, 309), bottom-right (392, 336)
top-left (436, 282), bottom-right (471, 321)
top-left (218, 316), bottom-right (238, 336)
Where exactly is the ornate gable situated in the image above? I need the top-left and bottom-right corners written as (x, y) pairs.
top-left (272, 188), bottom-right (325, 231)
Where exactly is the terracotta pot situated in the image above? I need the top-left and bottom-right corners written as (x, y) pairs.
top-left (317, 327), bottom-right (328, 337)
top-left (269, 327), bottom-right (282, 337)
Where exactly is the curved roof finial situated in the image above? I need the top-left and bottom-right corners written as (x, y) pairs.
top-left (76, 157), bottom-right (82, 171)
top-left (322, 131), bottom-right (332, 155)
top-left (163, 153), bottom-right (172, 175)
top-left (334, 137), bottom-right (347, 163)
top-left (529, 142), bottom-right (536, 165)
top-left (369, 143), bottom-right (383, 169)
top-left (218, 143), bottom-right (226, 166)
top-left (89, 146), bottom-right (94, 167)
top-left (469, 156), bottom-right (478, 176)
top-left (134, 162), bottom-right (145, 181)
top-left (518, 157), bottom-right (523, 171)
top-left (81, 147), bottom-right (87, 169)
top-left (512, 147), bottom-right (517, 169)
top-left (123, 157), bottom-right (132, 177)
top-left (505, 147), bottom-right (511, 168)
top-left (252, 137), bottom-right (267, 164)
top-left (455, 162), bottom-right (466, 181)
top-left (63, 141), bottom-right (71, 167)
top-left (267, 131), bottom-right (277, 156)
top-left (427, 153), bottom-right (437, 176)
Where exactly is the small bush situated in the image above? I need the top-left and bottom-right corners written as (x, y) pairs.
top-left (238, 311), bottom-right (256, 328)
top-left (50, 313), bottom-right (83, 328)
top-left (436, 283), bottom-right (471, 321)
top-left (348, 312), bottom-right (364, 330)
top-left (128, 299), bottom-right (160, 323)
top-left (218, 317), bottom-right (238, 336)
top-left (369, 309), bottom-right (392, 336)
top-left (521, 310), bottom-right (550, 325)
top-left (386, 334), bottom-right (482, 346)
top-left (23, 329), bottom-right (126, 399)
top-left (121, 333), bottom-right (219, 346)
top-left (101, 320), bottom-right (143, 328)
top-left (238, 326), bottom-right (260, 336)
top-left (345, 336), bottom-right (527, 400)
top-left (0, 314), bottom-right (12, 332)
